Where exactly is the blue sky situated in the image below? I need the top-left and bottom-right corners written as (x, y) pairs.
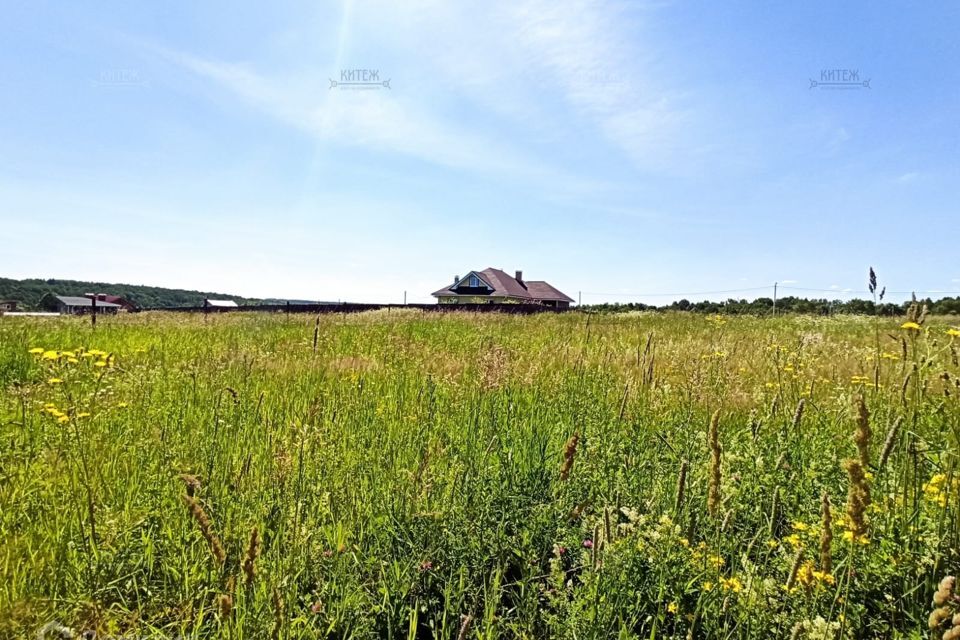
top-left (2, 1), bottom-right (958, 304)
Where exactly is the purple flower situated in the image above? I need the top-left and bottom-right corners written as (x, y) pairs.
top-left (582, 539), bottom-right (594, 549)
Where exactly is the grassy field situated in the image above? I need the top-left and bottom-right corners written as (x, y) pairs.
top-left (2, 310), bottom-right (959, 638)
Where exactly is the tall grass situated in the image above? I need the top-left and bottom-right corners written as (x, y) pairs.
top-left (1, 310), bottom-right (958, 638)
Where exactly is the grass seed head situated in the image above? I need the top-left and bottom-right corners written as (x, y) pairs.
top-left (243, 526), bottom-right (261, 587)
top-left (843, 459), bottom-right (870, 538)
top-left (560, 433), bottom-right (579, 481)
top-left (819, 492), bottom-right (833, 573)
top-left (182, 494), bottom-right (226, 565)
top-left (879, 416), bottom-right (903, 470)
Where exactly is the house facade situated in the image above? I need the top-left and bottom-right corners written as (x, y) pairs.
top-left (431, 268), bottom-right (574, 309)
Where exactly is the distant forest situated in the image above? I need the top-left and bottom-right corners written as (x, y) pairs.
top-left (0, 278), bottom-right (260, 310)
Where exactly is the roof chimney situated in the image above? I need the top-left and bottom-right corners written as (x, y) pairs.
top-left (454, 274), bottom-right (459, 284)
top-left (515, 270), bottom-right (524, 284)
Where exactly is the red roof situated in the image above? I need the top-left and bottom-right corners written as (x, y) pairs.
top-left (432, 268), bottom-right (574, 303)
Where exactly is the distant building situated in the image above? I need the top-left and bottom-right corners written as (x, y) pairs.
top-left (431, 268), bottom-right (574, 309)
top-left (45, 295), bottom-right (121, 315)
top-left (0, 300), bottom-right (18, 312)
top-left (89, 293), bottom-right (138, 311)
top-left (204, 299), bottom-right (238, 311)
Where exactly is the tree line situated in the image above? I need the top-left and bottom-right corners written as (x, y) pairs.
top-left (0, 277), bottom-right (258, 310)
top-left (584, 295), bottom-right (960, 315)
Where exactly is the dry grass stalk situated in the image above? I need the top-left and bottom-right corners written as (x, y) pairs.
top-left (457, 614), bottom-right (474, 640)
top-left (819, 492), bottom-right (833, 573)
top-left (218, 575), bottom-right (235, 619)
top-left (902, 367), bottom-right (915, 404)
top-left (217, 593), bottom-right (233, 619)
top-left (182, 494), bottom-right (226, 565)
top-left (559, 433), bottom-right (579, 481)
top-left (878, 416), bottom-right (903, 470)
top-left (791, 399), bottom-right (805, 433)
top-left (785, 549), bottom-right (804, 591)
top-left (707, 410), bottom-right (722, 518)
top-left (243, 526), bottom-right (261, 587)
top-left (271, 586), bottom-right (285, 640)
top-left (769, 486), bottom-right (781, 537)
top-left (854, 394), bottom-right (872, 468)
top-left (179, 473), bottom-right (201, 498)
top-left (720, 509), bottom-right (733, 532)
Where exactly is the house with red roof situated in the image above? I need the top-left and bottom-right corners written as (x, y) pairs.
top-left (431, 268), bottom-right (574, 309)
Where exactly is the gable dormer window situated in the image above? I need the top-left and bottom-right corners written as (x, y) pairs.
top-left (469, 275), bottom-right (481, 287)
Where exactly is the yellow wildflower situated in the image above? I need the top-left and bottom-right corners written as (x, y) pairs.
top-left (948, 328), bottom-right (960, 337)
top-left (29, 347), bottom-right (44, 354)
top-left (94, 361), bottom-right (107, 368)
top-left (812, 570), bottom-right (835, 585)
top-left (667, 602), bottom-right (678, 614)
top-left (900, 321), bottom-right (921, 331)
top-left (841, 530), bottom-right (869, 545)
top-left (702, 581), bottom-right (714, 592)
top-left (47, 378), bottom-right (63, 384)
top-left (42, 350), bottom-right (59, 360)
top-left (720, 576), bottom-right (743, 593)
top-left (783, 534), bottom-right (803, 548)
top-left (57, 415), bottom-right (69, 424)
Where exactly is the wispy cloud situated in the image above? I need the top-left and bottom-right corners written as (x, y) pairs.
top-left (503, 0), bottom-right (691, 168)
top-left (144, 0), bottom-right (693, 182)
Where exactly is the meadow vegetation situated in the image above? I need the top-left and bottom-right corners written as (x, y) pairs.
top-left (2, 309), bottom-right (959, 638)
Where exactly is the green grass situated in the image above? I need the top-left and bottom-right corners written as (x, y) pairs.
top-left (1, 310), bottom-right (959, 638)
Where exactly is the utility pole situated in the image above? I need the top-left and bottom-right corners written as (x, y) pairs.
top-left (773, 282), bottom-right (777, 316)
top-left (578, 291), bottom-right (582, 307)
top-left (404, 291), bottom-right (407, 305)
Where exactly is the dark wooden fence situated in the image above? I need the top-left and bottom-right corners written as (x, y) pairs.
top-left (138, 302), bottom-right (568, 315)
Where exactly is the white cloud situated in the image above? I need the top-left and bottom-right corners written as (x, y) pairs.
top-left (896, 172), bottom-right (919, 183)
